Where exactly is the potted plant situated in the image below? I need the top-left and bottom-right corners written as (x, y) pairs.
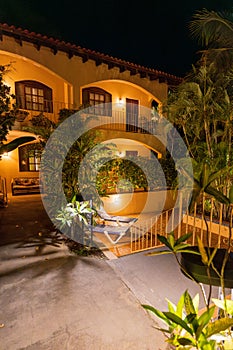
top-left (143, 232), bottom-right (233, 349)
top-left (178, 161), bottom-right (233, 290)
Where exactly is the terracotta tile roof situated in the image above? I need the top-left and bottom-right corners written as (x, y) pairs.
top-left (0, 23), bottom-right (182, 85)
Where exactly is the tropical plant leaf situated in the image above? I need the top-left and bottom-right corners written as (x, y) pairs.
top-left (192, 294), bottom-right (200, 314)
top-left (205, 317), bottom-right (233, 338)
top-left (184, 290), bottom-right (196, 316)
top-left (208, 247), bottom-right (218, 266)
top-left (178, 337), bottom-right (194, 346)
top-left (229, 185), bottom-right (233, 204)
top-left (196, 306), bottom-right (216, 339)
top-left (212, 298), bottom-right (233, 315)
top-left (207, 165), bottom-right (233, 186)
top-left (205, 185), bottom-right (230, 204)
top-left (177, 249), bottom-right (201, 255)
top-left (163, 312), bottom-right (194, 335)
top-left (142, 305), bottom-right (172, 326)
top-left (0, 136), bottom-right (36, 153)
top-left (145, 250), bottom-right (173, 256)
top-left (174, 244), bottom-right (195, 253)
top-left (152, 326), bottom-right (171, 334)
top-left (175, 232), bottom-right (193, 245)
top-left (184, 293), bottom-right (200, 334)
top-left (175, 293), bottom-right (185, 318)
top-left (185, 313), bottom-right (197, 325)
top-left (167, 299), bottom-right (176, 314)
top-left (190, 9), bottom-right (233, 43)
top-left (157, 234), bottom-right (173, 250)
top-left (200, 162), bottom-right (210, 188)
top-left (189, 181), bottom-right (202, 212)
top-left (167, 232), bottom-right (175, 249)
top-left (197, 236), bottom-right (209, 265)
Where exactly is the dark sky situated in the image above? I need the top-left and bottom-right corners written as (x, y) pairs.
top-left (0, 0), bottom-right (232, 77)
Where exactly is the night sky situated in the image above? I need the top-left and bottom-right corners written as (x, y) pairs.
top-left (0, 0), bottom-right (232, 77)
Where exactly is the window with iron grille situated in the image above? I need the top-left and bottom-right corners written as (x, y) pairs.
top-left (82, 87), bottom-right (112, 116)
top-left (15, 81), bottom-right (53, 113)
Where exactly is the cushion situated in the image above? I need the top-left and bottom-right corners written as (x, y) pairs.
top-left (12, 178), bottom-right (39, 187)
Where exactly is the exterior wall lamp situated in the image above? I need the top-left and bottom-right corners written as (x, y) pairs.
top-left (118, 97), bottom-right (124, 105)
top-left (2, 152), bottom-right (9, 158)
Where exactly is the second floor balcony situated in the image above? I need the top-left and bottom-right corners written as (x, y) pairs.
top-left (13, 100), bottom-right (162, 136)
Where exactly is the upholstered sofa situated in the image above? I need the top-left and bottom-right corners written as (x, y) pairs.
top-left (11, 177), bottom-right (40, 195)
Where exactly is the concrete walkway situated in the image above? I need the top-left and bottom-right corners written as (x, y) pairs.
top-left (0, 194), bottom-right (219, 350)
top-left (0, 195), bottom-right (167, 350)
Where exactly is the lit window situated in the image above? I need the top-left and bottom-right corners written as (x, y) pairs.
top-left (15, 81), bottom-right (53, 113)
top-left (28, 150), bottom-right (41, 171)
top-left (82, 87), bottom-right (112, 116)
top-left (19, 145), bottom-right (41, 172)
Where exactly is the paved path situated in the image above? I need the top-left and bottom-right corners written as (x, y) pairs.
top-left (108, 249), bottom-right (219, 313)
top-left (0, 194), bottom-right (220, 350)
top-left (0, 195), bottom-right (167, 350)
top-left (0, 194), bottom-right (54, 246)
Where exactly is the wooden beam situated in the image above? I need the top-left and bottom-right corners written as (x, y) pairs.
top-left (130, 69), bottom-right (137, 76)
top-left (52, 47), bottom-right (58, 55)
top-left (107, 62), bottom-right (115, 70)
top-left (149, 74), bottom-right (159, 81)
top-left (82, 54), bottom-right (89, 63)
top-left (34, 41), bottom-right (41, 51)
top-left (119, 65), bottom-right (126, 73)
top-left (15, 35), bottom-right (23, 46)
top-left (158, 77), bottom-right (167, 83)
top-left (139, 71), bottom-right (147, 78)
top-left (68, 51), bottom-right (73, 59)
top-left (95, 59), bottom-right (102, 67)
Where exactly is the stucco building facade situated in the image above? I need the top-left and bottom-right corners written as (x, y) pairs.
top-left (0, 23), bottom-right (181, 193)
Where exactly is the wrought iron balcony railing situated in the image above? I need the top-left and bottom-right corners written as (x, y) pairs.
top-left (13, 100), bottom-right (159, 135)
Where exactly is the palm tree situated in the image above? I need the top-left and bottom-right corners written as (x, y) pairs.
top-left (165, 62), bottom-right (233, 163)
top-left (188, 8), bottom-right (233, 200)
top-left (189, 8), bottom-right (233, 71)
top-left (163, 8), bottom-right (233, 227)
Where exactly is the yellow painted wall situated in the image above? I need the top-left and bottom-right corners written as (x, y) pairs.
top-left (103, 138), bottom-right (151, 158)
top-left (0, 34), bottom-right (169, 196)
top-left (0, 148), bottom-right (39, 193)
top-left (0, 35), bottom-right (168, 107)
top-left (99, 129), bottom-right (166, 156)
top-left (0, 51), bottom-right (73, 119)
top-left (82, 79), bottom-right (159, 110)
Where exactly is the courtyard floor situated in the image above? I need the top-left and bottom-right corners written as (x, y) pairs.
top-left (0, 194), bottom-right (219, 350)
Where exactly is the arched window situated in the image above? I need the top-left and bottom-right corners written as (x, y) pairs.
top-left (15, 80), bottom-right (53, 113)
top-left (82, 87), bottom-right (112, 116)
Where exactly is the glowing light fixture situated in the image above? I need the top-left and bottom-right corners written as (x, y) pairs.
top-left (2, 152), bottom-right (9, 158)
top-left (117, 151), bottom-right (125, 158)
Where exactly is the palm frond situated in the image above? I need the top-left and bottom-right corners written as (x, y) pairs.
top-left (190, 8), bottom-right (233, 48)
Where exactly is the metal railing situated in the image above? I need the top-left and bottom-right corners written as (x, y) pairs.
top-left (13, 102), bottom-right (160, 135)
top-left (130, 193), bottom-right (232, 254)
top-left (84, 110), bottom-right (161, 135)
top-left (130, 207), bottom-right (183, 253)
top-left (14, 100), bottom-right (75, 125)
